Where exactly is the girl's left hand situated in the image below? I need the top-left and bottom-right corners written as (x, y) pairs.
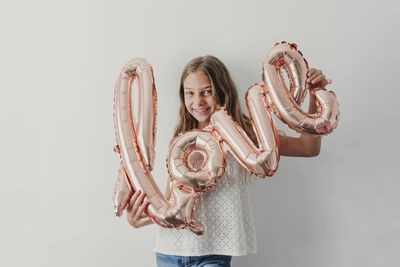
top-left (306, 68), bottom-right (332, 90)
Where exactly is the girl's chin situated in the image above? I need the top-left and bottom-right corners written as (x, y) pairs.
top-left (192, 111), bottom-right (211, 119)
top-left (194, 115), bottom-right (211, 124)
top-left (196, 118), bottom-right (209, 124)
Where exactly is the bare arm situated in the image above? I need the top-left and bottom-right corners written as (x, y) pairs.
top-left (279, 94), bottom-right (321, 157)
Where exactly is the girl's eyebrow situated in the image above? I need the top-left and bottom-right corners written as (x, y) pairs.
top-left (184, 85), bottom-right (212, 90)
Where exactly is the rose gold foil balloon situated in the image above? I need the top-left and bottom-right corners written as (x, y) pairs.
top-left (113, 166), bottom-right (133, 216)
top-left (113, 58), bottom-right (202, 233)
top-left (167, 130), bottom-right (225, 190)
top-left (210, 83), bottom-right (280, 177)
top-left (113, 43), bottom-right (339, 234)
top-left (263, 42), bottom-right (340, 135)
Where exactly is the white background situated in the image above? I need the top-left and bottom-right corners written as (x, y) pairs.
top-left (1, 0), bottom-right (399, 266)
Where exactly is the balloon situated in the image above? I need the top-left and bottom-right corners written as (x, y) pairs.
top-left (167, 130), bottom-right (225, 191)
top-left (113, 58), bottom-right (193, 232)
top-left (210, 83), bottom-right (280, 177)
top-left (113, 165), bottom-right (133, 217)
top-left (112, 42), bottom-right (340, 235)
top-left (263, 42), bottom-right (340, 135)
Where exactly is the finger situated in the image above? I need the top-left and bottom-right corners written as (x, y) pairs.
top-left (320, 79), bottom-right (331, 87)
top-left (307, 70), bottom-right (321, 82)
top-left (311, 75), bottom-right (325, 84)
top-left (126, 201), bottom-right (132, 212)
top-left (132, 194), bottom-right (147, 221)
top-left (132, 191), bottom-right (146, 213)
top-left (129, 190), bottom-right (140, 207)
top-left (307, 68), bottom-right (316, 77)
top-left (137, 200), bottom-right (150, 216)
top-left (137, 217), bottom-right (150, 227)
top-left (127, 190), bottom-right (140, 211)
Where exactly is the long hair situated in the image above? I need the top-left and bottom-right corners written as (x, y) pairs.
top-left (173, 55), bottom-right (255, 141)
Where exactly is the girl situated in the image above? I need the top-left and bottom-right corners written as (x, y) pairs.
top-left (126, 55), bottom-right (330, 267)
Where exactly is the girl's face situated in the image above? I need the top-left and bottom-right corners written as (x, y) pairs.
top-left (183, 70), bottom-right (218, 129)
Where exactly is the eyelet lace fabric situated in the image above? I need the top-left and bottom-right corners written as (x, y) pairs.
top-left (154, 151), bottom-right (257, 256)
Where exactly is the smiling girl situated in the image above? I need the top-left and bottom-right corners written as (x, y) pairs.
top-left (126, 55), bottom-right (330, 267)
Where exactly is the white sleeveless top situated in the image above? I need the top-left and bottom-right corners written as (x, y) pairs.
top-left (154, 151), bottom-right (257, 256)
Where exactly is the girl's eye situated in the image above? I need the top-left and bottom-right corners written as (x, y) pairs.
top-left (185, 91), bottom-right (193, 96)
top-left (204, 90), bottom-right (212, 95)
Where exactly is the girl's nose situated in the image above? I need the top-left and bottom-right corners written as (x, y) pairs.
top-left (193, 95), bottom-right (205, 106)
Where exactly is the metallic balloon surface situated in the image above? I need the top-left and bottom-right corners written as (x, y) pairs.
top-left (210, 83), bottom-right (280, 178)
top-left (167, 130), bottom-right (225, 191)
top-left (112, 42), bottom-right (339, 234)
top-left (113, 166), bottom-right (133, 217)
top-left (263, 42), bottom-right (340, 135)
top-left (113, 58), bottom-right (190, 232)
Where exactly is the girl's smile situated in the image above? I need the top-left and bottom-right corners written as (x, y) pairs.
top-left (193, 107), bottom-right (210, 115)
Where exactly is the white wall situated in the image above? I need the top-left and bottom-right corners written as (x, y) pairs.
top-left (1, 0), bottom-right (399, 266)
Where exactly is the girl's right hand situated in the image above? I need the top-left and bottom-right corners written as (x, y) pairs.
top-left (126, 190), bottom-right (153, 228)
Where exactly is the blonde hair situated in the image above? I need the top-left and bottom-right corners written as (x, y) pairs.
top-left (173, 55), bottom-right (255, 141)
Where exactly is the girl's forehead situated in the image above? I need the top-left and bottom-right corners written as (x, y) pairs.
top-left (184, 71), bottom-right (212, 89)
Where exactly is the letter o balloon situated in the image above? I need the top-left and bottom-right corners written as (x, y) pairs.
top-left (263, 42), bottom-right (340, 135)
